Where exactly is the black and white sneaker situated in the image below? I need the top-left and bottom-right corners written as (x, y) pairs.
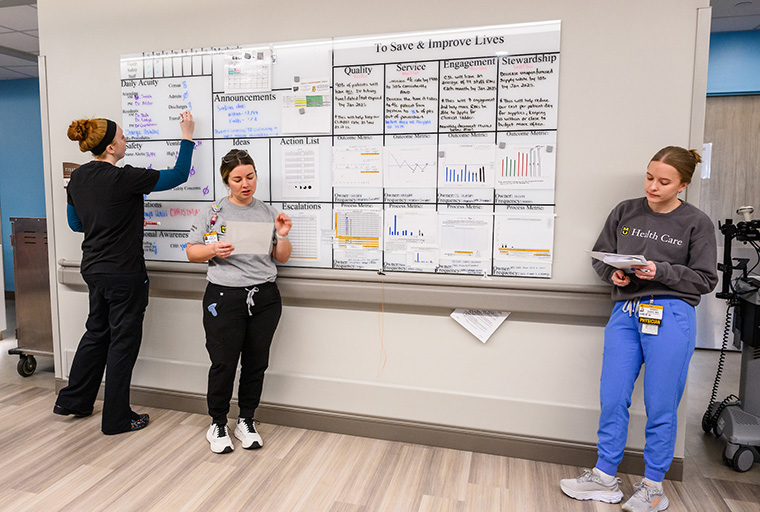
top-left (234, 418), bottom-right (263, 449)
top-left (206, 422), bottom-right (234, 454)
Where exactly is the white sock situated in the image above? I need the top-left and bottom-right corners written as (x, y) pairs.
top-left (643, 477), bottom-right (662, 490)
top-left (593, 467), bottom-right (616, 484)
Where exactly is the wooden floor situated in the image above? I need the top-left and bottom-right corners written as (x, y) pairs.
top-left (1, 303), bottom-right (759, 511)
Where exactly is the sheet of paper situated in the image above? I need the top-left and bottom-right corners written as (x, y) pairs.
top-left (437, 144), bottom-right (495, 188)
top-left (493, 213), bottom-right (554, 261)
top-left (281, 84), bottom-right (332, 134)
top-left (587, 250), bottom-right (647, 272)
top-left (383, 209), bottom-right (438, 272)
top-left (450, 309), bottom-right (510, 344)
top-left (281, 145), bottom-right (320, 198)
top-left (383, 145), bottom-right (438, 188)
top-left (224, 47), bottom-right (272, 94)
top-left (225, 220), bottom-right (273, 255)
top-left (332, 146), bottom-right (383, 187)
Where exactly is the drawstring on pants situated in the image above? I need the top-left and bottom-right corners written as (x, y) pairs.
top-left (245, 287), bottom-right (259, 316)
top-left (622, 298), bottom-right (641, 317)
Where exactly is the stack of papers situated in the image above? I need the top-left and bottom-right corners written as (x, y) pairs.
top-left (587, 250), bottom-right (647, 272)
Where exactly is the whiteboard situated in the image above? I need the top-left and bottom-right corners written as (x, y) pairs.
top-left (121, 21), bottom-right (561, 277)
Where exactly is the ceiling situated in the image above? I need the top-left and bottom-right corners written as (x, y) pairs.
top-left (0, 0), bottom-right (37, 80)
top-left (0, 1), bottom-right (758, 81)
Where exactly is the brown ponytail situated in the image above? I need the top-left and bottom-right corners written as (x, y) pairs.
top-left (649, 146), bottom-right (701, 184)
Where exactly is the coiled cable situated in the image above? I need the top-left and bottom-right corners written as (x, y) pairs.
top-left (701, 302), bottom-right (741, 435)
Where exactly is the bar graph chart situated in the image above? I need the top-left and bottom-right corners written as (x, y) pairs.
top-left (334, 209), bottom-right (382, 248)
top-left (495, 144), bottom-right (555, 189)
top-left (383, 210), bottom-right (438, 271)
top-left (443, 165), bottom-right (487, 184)
top-left (437, 144), bottom-right (495, 188)
top-left (387, 214), bottom-right (426, 237)
top-left (407, 245), bottom-right (438, 270)
top-left (501, 148), bottom-right (539, 177)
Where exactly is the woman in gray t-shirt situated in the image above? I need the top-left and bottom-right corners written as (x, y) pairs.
top-left (187, 149), bottom-right (292, 454)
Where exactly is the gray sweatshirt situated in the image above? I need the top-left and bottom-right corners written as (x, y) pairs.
top-left (591, 197), bottom-right (718, 306)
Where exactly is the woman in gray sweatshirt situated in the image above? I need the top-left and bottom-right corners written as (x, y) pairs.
top-left (560, 146), bottom-right (718, 512)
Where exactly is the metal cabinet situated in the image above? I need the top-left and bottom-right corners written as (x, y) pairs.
top-left (8, 217), bottom-right (53, 376)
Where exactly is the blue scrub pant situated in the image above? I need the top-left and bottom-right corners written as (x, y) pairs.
top-left (595, 297), bottom-right (696, 482)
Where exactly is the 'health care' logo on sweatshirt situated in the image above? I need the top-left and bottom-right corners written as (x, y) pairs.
top-left (620, 225), bottom-right (683, 245)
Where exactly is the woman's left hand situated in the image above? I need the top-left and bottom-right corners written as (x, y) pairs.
top-left (275, 213), bottom-right (292, 237)
top-left (632, 261), bottom-right (657, 280)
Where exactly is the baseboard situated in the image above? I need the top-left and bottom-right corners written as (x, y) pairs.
top-left (54, 378), bottom-right (682, 480)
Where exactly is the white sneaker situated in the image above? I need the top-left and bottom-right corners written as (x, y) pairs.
top-left (234, 418), bottom-right (263, 449)
top-left (622, 480), bottom-right (669, 512)
top-left (560, 468), bottom-right (623, 503)
top-left (206, 422), bottom-right (234, 454)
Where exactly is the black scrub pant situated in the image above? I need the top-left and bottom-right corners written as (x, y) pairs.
top-left (56, 272), bottom-right (149, 434)
top-left (202, 281), bottom-right (282, 424)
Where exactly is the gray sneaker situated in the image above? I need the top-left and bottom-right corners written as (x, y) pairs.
top-left (560, 468), bottom-right (623, 503)
top-left (622, 480), bottom-right (669, 512)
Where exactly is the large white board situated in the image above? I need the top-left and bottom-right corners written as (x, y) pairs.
top-left (121, 21), bottom-right (561, 277)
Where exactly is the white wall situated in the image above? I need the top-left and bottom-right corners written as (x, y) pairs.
top-left (39, 0), bottom-right (709, 454)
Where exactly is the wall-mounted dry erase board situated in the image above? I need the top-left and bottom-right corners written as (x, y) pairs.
top-left (120, 21), bottom-right (561, 277)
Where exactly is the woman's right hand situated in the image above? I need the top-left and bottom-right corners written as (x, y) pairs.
top-left (179, 110), bottom-right (195, 140)
top-left (213, 241), bottom-right (235, 259)
top-left (611, 269), bottom-right (631, 287)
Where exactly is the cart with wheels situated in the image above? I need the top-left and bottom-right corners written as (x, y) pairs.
top-left (8, 218), bottom-right (53, 377)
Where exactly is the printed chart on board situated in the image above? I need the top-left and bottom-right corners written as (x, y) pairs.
top-left (120, 21), bottom-right (561, 277)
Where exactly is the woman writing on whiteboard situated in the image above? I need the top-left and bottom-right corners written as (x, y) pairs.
top-left (54, 111), bottom-right (195, 435)
top-left (560, 147), bottom-right (717, 512)
top-left (186, 148), bottom-right (292, 454)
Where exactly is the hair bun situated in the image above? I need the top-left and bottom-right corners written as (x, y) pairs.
top-left (67, 120), bottom-right (90, 142)
top-left (689, 149), bottom-right (702, 164)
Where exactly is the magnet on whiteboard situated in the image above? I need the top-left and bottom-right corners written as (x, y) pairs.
top-left (293, 76), bottom-right (300, 91)
top-left (299, 107), bottom-right (305, 115)
top-left (498, 142), bottom-right (506, 149)
top-left (546, 145), bottom-right (554, 153)
top-left (439, 151), bottom-right (445, 158)
top-left (481, 271), bottom-right (493, 280)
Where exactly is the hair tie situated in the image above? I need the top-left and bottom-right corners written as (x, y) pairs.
top-left (90, 119), bottom-right (117, 155)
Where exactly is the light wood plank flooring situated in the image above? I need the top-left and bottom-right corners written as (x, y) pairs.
top-left (1, 306), bottom-right (759, 511)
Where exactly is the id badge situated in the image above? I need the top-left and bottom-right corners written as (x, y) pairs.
top-left (638, 303), bottom-right (663, 335)
top-left (203, 232), bottom-right (218, 244)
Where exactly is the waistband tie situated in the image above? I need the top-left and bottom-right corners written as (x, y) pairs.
top-left (245, 286), bottom-right (259, 316)
top-left (622, 298), bottom-right (641, 317)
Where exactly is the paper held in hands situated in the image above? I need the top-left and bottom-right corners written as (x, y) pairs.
top-left (587, 250), bottom-right (647, 273)
top-left (224, 221), bottom-right (274, 255)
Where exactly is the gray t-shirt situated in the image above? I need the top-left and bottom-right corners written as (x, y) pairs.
top-left (591, 197), bottom-right (718, 306)
top-left (188, 196), bottom-right (279, 287)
